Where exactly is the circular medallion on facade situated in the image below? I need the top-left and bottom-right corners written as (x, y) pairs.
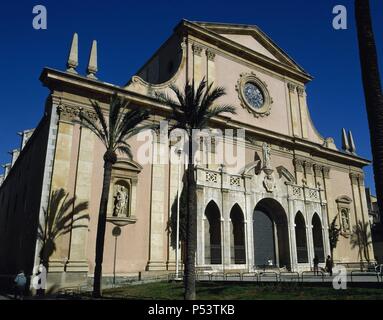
top-left (236, 72), bottom-right (273, 117)
top-left (244, 82), bottom-right (264, 109)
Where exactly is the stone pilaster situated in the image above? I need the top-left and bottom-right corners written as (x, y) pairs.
top-left (244, 176), bottom-right (254, 270)
top-left (206, 49), bottom-right (216, 87)
top-left (293, 158), bottom-right (305, 186)
top-left (349, 172), bottom-right (364, 261)
top-left (356, 173), bottom-right (375, 261)
top-left (52, 106), bottom-right (76, 192)
top-left (287, 83), bottom-right (301, 137)
top-left (192, 43), bottom-right (204, 86)
top-left (166, 159), bottom-right (183, 270)
top-left (321, 166), bottom-right (337, 259)
top-left (287, 199), bottom-right (298, 271)
top-left (222, 189), bottom-right (231, 268)
top-left (304, 161), bottom-right (315, 187)
top-left (147, 137), bottom-right (167, 271)
top-left (349, 172), bottom-right (363, 227)
top-left (196, 185), bottom-right (205, 266)
top-left (66, 127), bottom-right (94, 272)
top-left (48, 106), bottom-right (76, 272)
top-left (320, 204), bottom-right (331, 259)
top-left (307, 222), bottom-right (315, 266)
top-left (297, 86), bottom-right (309, 139)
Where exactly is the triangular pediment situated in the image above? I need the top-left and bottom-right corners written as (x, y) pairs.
top-left (221, 33), bottom-right (280, 61)
top-left (192, 21), bottom-right (308, 75)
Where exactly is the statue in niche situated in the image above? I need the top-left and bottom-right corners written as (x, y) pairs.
top-left (262, 143), bottom-right (275, 192)
top-left (262, 142), bottom-right (271, 169)
top-left (341, 209), bottom-right (350, 233)
top-left (113, 185), bottom-right (129, 217)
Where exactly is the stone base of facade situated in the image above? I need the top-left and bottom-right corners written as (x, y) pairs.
top-left (65, 260), bottom-right (89, 273)
top-left (42, 271), bottom-right (89, 292)
top-left (146, 260), bottom-right (167, 271)
top-left (166, 260), bottom-right (176, 271)
top-left (48, 260), bottom-right (66, 273)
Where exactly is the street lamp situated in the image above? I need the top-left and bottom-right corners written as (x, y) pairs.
top-left (175, 148), bottom-right (182, 280)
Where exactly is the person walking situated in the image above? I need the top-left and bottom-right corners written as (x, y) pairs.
top-left (14, 270), bottom-right (27, 300)
top-left (326, 255), bottom-right (333, 276)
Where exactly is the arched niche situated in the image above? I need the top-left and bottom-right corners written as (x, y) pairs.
top-left (204, 200), bottom-right (222, 265)
top-left (253, 198), bottom-right (291, 269)
top-left (295, 211), bottom-right (308, 263)
top-left (312, 213), bottom-right (325, 262)
top-left (230, 204), bottom-right (246, 264)
top-left (106, 158), bottom-right (142, 226)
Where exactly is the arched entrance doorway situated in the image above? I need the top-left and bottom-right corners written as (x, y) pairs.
top-left (253, 198), bottom-right (290, 269)
top-left (204, 201), bottom-right (221, 264)
top-left (295, 212), bottom-right (308, 263)
top-left (230, 204), bottom-right (246, 264)
top-left (312, 213), bottom-right (325, 263)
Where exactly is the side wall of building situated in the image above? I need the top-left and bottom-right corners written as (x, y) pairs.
top-left (0, 113), bottom-right (51, 277)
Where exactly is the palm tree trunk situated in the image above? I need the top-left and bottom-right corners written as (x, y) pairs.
top-left (355, 0), bottom-right (383, 214)
top-left (92, 160), bottom-right (113, 298)
top-left (184, 136), bottom-right (197, 300)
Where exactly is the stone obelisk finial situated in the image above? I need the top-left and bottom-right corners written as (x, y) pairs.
top-left (67, 33), bottom-right (78, 74)
top-left (87, 40), bottom-right (98, 79)
top-left (348, 130), bottom-right (356, 154)
top-left (342, 128), bottom-right (350, 152)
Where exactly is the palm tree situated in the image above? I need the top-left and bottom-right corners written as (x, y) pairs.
top-left (79, 93), bottom-right (151, 297)
top-left (38, 188), bottom-right (89, 271)
top-left (156, 79), bottom-right (236, 300)
top-left (355, 0), bottom-right (383, 214)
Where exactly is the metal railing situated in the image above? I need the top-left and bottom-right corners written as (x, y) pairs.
top-left (350, 270), bottom-right (380, 283)
top-left (280, 272), bottom-right (300, 282)
top-left (225, 272), bottom-right (242, 281)
top-left (241, 272), bottom-right (259, 282)
top-left (301, 271), bottom-right (325, 282)
top-left (259, 272), bottom-right (279, 282)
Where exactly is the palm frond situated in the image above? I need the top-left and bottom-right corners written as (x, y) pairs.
top-left (200, 86), bottom-right (227, 114)
top-left (78, 114), bottom-right (108, 147)
top-left (89, 99), bottom-right (109, 142)
top-left (155, 91), bottom-right (180, 108)
top-left (117, 145), bottom-right (133, 159)
top-left (205, 105), bottom-right (237, 118)
top-left (116, 108), bottom-right (150, 147)
top-left (169, 84), bottom-right (186, 107)
top-left (194, 78), bottom-right (207, 108)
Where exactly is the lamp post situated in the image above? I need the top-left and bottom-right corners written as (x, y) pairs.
top-left (175, 148), bottom-right (182, 280)
top-left (112, 226), bottom-right (121, 285)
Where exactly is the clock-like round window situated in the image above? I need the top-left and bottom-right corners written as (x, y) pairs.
top-left (236, 72), bottom-right (273, 118)
top-left (244, 82), bottom-right (264, 109)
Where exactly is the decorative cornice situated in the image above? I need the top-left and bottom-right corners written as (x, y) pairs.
top-left (176, 20), bottom-right (313, 84)
top-left (57, 104), bottom-right (80, 121)
top-left (57, 104), bottom-right (97, 122)
top-left (40, 68), bottom-right (370, 169)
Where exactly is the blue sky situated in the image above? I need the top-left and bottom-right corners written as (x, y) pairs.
top-left (0, 0), bottom-right (382, 193)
